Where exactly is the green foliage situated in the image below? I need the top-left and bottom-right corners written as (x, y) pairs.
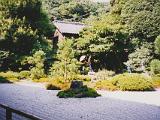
top-left (64, 75), bottom-right (91, 82)
top-left (33, 77), bottom-right (51, 83)
top-left (0, 50), bottom-right (11, 71)
top-left (0, 0), bottom-right (54, 71)
top-left (57, 85), bottom-right (100, 98)
top-left (125, 43), bottom-right (153, 72)
top-left (0, 71), bottom-right (19, 82)
top-left (43, 0), bottom-right (109, 22)
top-left (155, 35), bottom-right (160, 54)
top-left (152, 76), bottom-right (160, 88)
top-left (150, 59), bottom-right (160, 75)
top-left (50, 39), bottom-right (80, 80)
top-left (110, 73), bottom-right (153, 91)
top-left (0, 18), bottom-right (38, 55)
top-left (95, 69), bottom-right (115, 80)
top-left (30, 50), bottom-right (46, 79)
top-left (19, 71), bottom-right (30, 79)
top-left (0, 0), bottom-right (54, 37)
top-left (46, 78), bottom-right (70, 90)
top-left (46, 83), bottom-right (61, 90)
top-left (121, 0), bottom-right (160, 41)
top-left (75, 14), bottom-right (129, 71)
top-left (95, 80), bottom-right (117, 91)
top-left (0, 76), bottom-right (10, 83)
top-left (22, 50), bottom-right (46, 79)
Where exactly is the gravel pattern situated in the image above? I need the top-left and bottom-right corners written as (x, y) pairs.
top-left (0, 84), bottom-right (160, 120)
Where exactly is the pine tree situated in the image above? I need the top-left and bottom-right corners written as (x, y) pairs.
top-left (50, 39), bottom-right (80, 81)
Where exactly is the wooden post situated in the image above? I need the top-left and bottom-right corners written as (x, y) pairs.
top-left (6, 107), bottom-right (12, 120)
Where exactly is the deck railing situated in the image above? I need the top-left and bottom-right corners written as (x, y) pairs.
top-left (0, 103), bottom-right (42, 120)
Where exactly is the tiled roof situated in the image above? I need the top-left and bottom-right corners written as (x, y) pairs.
top-left (53, 20), bottom-right (86, 34)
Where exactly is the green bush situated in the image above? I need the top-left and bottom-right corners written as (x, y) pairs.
top-left (110, 73), bottom-right (153, 91)
top-left (0, 76), bottom-right (10, 83)
top-left (19, 71), bottom-right (30, 79)
top-left (150, 59), bottom-right (160, 75)
top-left (32, 78), bottom-right (52, 83)
top-left (95, 69), bottom-right (115, 81)
top-left (46, 83), bottom-right (61, 90)
top-left (152, 76), bottom-right (160, 88)
top-left (46, 78), bottom-right (70, 90)
top-left (33, 78), bottom-right (51, 83)
top-left (68, 75), bottom-right (91, 82)
top-left (95, 80), bottom-right (117, 91)
top-left (57, 85), bottom-right (101, 98)
top-left (0, 71), bottom-right (19, 82)
top-left (0, 71), bottom-right (19, 78)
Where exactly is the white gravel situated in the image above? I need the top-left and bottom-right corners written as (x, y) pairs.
top-left (0, 84), bottom-right (160, 120)
top-left (98, 90), bottom-right (160, 106)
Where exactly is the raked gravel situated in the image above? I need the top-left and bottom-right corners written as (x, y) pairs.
top-left (0, 84), bottom-right (160, 120)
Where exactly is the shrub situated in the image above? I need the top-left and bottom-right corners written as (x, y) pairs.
top-left (46, 78), bottom-right (70, 90)
top-left (0, 76), bottom-right (10, 83)
top-left (155, 35), bottom-right (160, 54)
top-left (0, 71), bottom-right (19, 78)
top-left (125, 43), bottom-right (153, 72)
top-left (95, 69), bottom-right (115, 81)
top-left (152, 76), bottom-right (160, 88)
top-left (19, 71), bottom-right (30, 79)
top-left (95, 80), bottom-right (118, 91)
top-left (150, 59), bottom-right (160, 75)
top-left (0, 71), bottom-right (19, 82)
top-left (46, 83), bottom-right (61, 90)
top-left (109, 73), bottom-right (153, 91)
top-left (57, 85), bottom-right (101, 98)
top-left (7, 77), bottom-right (19, 82)
top-left (68, 75), bottom-right (91, 82)
top-left (33, 78), bottom-right (51, 83)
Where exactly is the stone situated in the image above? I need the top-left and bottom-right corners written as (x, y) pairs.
top-left (70, 80), bottom-right (83, 89)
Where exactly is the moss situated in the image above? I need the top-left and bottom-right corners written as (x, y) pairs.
top-left (57, 85), bottom-right (101, 98)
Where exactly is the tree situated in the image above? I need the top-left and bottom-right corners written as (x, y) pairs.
top-left (0, 0), bottom-right (54, 37)
top-left (150, 59), bottom-right (160, 75)
top-left (121, 0), bottom-right (160, 42)
top-left (50, 39), bottom-right (80, 80)
top-left (75, 14), bottom-right (129, 72)
top-left (125, 43), bottom-right (154, 72)
top-left (22, 50), bottom-right (46, 79)
top-left (155, 35), bottom-right (160, 54)
top-left (0, 0), bottom-right (54, 71)
top-left (43, 0), bottom-right (109, 22)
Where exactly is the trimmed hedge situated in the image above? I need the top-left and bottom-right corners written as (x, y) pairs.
top-left (95, 80), bottom-right (117, 91)
top-left (110, 73), bottom-right (154, 91)
top-left (152, 76), bottom-right (160, 88)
